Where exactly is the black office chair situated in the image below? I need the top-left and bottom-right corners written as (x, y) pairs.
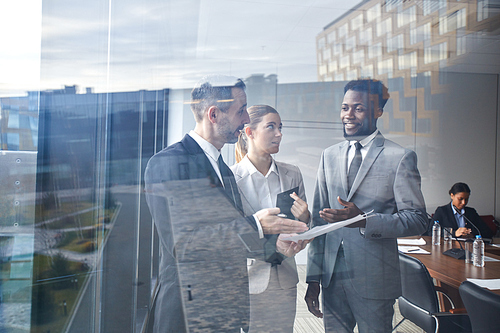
top-left (393, 253), bottom-right (471, 333)
top-left (459, 280), bottom-right (500, 333)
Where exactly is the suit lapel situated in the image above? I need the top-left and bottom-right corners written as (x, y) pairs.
top-left (347, 133), bottom-right (384, 200)
top-left (182, 134), bottom-right (243, 213)
top-left (338, 142), bottom-right (349, 199)
top-left (234, 167), bottom-right (261, 214)
top-left (182, 134), bottom-right (220, 185)
top-left (276, 162), bottom-right (291, 193)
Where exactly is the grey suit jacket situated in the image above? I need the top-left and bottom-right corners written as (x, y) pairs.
top-left (306, 132), bottom-right (428, 300)
top-left (231, 159), bottom-right (304, 293)
top-left (145, 134), bottom-right (260, 332)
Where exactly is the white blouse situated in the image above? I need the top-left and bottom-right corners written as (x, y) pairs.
top-left (237, 155), bottom-right (281, 212)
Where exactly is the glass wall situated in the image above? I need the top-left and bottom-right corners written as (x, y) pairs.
top-left (1, 0), bottom-right (500, 332)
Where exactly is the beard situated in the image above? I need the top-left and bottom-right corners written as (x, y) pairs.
top-left (217, 117), bottom-right (242, 144)
top-left (343, 119), bottom-right (377, 141)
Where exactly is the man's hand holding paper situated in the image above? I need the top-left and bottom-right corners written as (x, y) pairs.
top-left (282, 205), bottom-right (373, 243)
top-left (255, 207), bottom-right (309, 234)
top-left (276, 234), bottom-right (309, 257)
top-left (319, 196), bottom-right (366, 228)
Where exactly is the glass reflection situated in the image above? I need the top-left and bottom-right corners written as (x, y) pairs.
top-left (0, 0), bottom-right (499, 332)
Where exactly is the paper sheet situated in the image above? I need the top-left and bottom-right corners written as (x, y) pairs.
top-left (397, 238), bottom-right (426, 246)
top-left (281, 211), bottom-right (373, 242)
top-left (398, 246), bottom-right (430, 254)
top-left (467, 278), bottom-right (500, 290)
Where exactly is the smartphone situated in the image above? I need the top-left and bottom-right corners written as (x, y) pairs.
top-left (275, 186), bottom-right (299, 219)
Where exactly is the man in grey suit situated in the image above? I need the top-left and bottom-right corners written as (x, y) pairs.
top-left (305, 79), bottom-right (428, 332)
top-left (145, 75), bottom-right (308, 332)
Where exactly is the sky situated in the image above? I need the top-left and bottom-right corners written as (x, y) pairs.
top-left (0, 0), bottom-right (42, 96)
top-left (0, 0), bottom-right (360, 96)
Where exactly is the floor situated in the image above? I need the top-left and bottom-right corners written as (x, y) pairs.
top-left (293, 265), bottom-right (423, 333)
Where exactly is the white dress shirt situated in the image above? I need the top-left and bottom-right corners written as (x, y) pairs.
top-left (188, 130), bottom-right (224, 185)
top-left (347, 129), bottom-right (379, 171)
top-left (237, 155), bottom-right (281, 211)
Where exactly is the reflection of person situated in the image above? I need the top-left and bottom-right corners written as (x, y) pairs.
top-left (305, 79), bottom-right (428, 332)
top-left (433, 182), bottom-right (494, 239)
top-left (144, 76), bottom-right (308, 332)
top-left (231, 105), bottom-right (309, 332)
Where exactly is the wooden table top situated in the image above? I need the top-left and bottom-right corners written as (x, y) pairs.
top-left (400, 236), bottom-right (500, 294)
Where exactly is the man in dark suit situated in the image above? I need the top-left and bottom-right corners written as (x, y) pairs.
top-left (305, 79), bottom-right (428, 332)
top-left (145, 75), bottom-right (308, 332)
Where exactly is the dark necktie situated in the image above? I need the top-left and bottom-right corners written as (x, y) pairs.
top-left (217, 155), bottom-right (243, 213)
top-left (347, 142), bottom-right (362, 192)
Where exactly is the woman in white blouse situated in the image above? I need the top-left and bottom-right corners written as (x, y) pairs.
top-left (231, 105), bottom-right (310, 332)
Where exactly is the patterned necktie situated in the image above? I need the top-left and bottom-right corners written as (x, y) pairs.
top-left (217, 155), bottom-right (243, 213)
top-left (347, 142), bottom-right (362, 192)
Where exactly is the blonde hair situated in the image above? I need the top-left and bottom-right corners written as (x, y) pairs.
top-left (235, 105), bottom-right (279, 163)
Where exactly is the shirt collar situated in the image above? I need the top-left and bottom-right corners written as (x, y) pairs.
top-left (189, 130), bottom-right (220, 162)
top-left (348, 129), bottom-right (379, 148)
top-left (242, 155), bottom-right (278, 178)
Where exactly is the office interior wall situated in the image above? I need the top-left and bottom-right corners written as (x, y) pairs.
top-left (416, 72), bottom-right (498, 217)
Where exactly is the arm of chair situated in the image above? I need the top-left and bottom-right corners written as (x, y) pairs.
top-left (431, 313), bottom-right (472, 333)
top-left (435, 286), bottom-right (456, 309)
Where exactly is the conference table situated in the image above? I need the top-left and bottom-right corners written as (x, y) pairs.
top-left (400, 236), bottom-right (500, 308)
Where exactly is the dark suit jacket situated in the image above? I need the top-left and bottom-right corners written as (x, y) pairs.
top-left (433, 203), bottom-right (494, 239)
top-left (307, 132), bottom-right (428, 300)
top-left (145, 134), bottom-right (266, 332)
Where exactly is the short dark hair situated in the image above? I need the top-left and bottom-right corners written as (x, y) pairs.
top-left (344, 79), bottom-right (390, 109)
top-left (449, 182), bottom-right (471, 195)
top-left (190, 75), bottom-right (246, 122)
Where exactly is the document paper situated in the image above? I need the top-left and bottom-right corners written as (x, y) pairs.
top-left (398, 246), bottom-right (430, 254)
top-left (397, 238), bottom-right (426, 246)
top-left (281, 211), bottom-right (373, 242)
top-left (467, 278), bottom-right (500, 290)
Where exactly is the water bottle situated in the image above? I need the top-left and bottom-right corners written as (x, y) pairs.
top-left (432, 221), bottom-right (441, 245)
top-left (473, 235), bottom-right (485, 267)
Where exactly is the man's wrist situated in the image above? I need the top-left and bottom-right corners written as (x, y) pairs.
top-left (253, 214), bottom-right (264, 239)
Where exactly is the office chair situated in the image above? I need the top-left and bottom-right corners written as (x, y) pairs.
top-left (459, 280), bottom-right (500, 333)
top-left (393, 253), bottom-right (471, 333)
top-left (479, 215), bottom-right (499, 237)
